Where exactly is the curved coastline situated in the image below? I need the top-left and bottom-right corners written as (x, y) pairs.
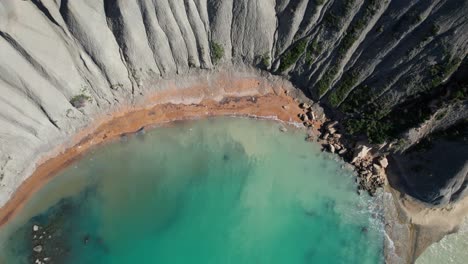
top-left (0, 70), bottom-right (319, 228)
top-left (0, 70), bottom-right (464, 263)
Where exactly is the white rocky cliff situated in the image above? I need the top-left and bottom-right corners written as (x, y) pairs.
top-left (0, 0), bottom-right (467, 207)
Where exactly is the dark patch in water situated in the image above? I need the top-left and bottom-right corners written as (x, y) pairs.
top-left (223, 154), bottom-right (229, 161)
top-left (5, 186), bottom-right (100, 264)
top-left (361, 226), bottom-right (368, 233)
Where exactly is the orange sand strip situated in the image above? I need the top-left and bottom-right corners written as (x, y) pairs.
top-left (0, 91), bottom-right (312, 227)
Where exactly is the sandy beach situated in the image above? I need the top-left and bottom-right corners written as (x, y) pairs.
top-left (0, 71), bottom-right (323, 228)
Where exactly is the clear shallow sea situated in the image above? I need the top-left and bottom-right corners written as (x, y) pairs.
top-left (0, 118), bottom-right (384, 264)
top-left (417, 217), bottom-right (468, 264)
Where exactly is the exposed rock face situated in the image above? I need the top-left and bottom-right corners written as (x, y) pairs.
top-left (0, 0), bottom-right (467, 206)
top-left (389, 126), bottom-right (468, 205)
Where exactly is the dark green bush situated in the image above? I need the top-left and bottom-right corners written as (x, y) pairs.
top-left (277, 39), bottom-right (308, 72)
top-left (70, 94), bottom-right (91, 108)
top-left (316, 65), bottom-right (339, 96)
top-left (210, 42), bottom-right (224, 64)
top-left (328, 70), bottom-right (360, 106)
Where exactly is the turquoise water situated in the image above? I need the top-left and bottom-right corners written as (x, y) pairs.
top-left (417, 217), bottom-right (468, 264)
top-left (0, 118), bottom-right (383, 264)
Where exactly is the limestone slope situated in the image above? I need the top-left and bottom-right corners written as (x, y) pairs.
top-left (0, 0), bottom-right (467, 206)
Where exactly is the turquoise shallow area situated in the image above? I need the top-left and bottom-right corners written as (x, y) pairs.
top-left (0, 118), bottom-right (383, 264)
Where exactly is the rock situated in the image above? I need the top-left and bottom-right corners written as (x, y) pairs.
top-left (333, 133), bottom-right (342, 139)
top-left (328, 144), bottom-right (335, 153)
top-left (298, 113), bottom-right (308, 122)
top-left (306, 111), bottom-right (315, 120)
top-left (43, 257), bottom-right (51, 262)
top-left (33, 245), bottom-right (43, 253)
top-left (0, 0), bottom-right (465, 214)
top-left (328, 127), bottom-right (337, 135)
top-left (351, 145), bottom-right (373, 164)
top-left (33, 225), bottom-right (39, 232)
top-left (279, 126), bottom-right (287, 132)
top-left (338, 149), bottom-right (347, 155)
top-left (378, 157), bottom-right (389, 168)
top-left (299, 102), bottom-right (310, 109)
top-left (372, 163), bottom-right (382, 172)
top-left (282, 105), bottom-right (289, 110)
top-left (321, 132), bottom-right (329, 140)
top-left (327, 121), bottom-right (338, 129)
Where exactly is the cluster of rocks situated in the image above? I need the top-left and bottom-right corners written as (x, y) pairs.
top-left (319, 121), bottom-right (348, 156)
top-left (297, 102), bottom-right (318, 127)
top-left (306, 116), bottom-right (388, 197)
top-left (351, 146), bottom-right (388, 196)
top-left (31, 225), bottom-right (52, 264)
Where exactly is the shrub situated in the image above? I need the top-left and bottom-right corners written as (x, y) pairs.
top-left (70, 94), bottom-right (91, 108)
top-left (261, 53), bottom-right (271, 67)
top-left (210, 42), bottom-right (224, 64)
top-left (316, 0), bottom-right (326, 5)
top-left (328, 70), bottom-right (360, 106)
top-left (277, 39), bottom-right (308, 72)
top-left (345, 117), bottom-right (393, 144)
top-left (316, 65), bottom-right (339, 96)
top-left (428, 58), bottom-right (461, 89)
top-left (305, 39), bottom-right (323, 65)
top-left (431, 24), bottom-right (440, 35)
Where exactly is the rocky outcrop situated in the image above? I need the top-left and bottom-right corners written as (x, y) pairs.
top-left (0, 0), bottom-right (467, 207)
top-left (388, 123), bottom-right (468, 205)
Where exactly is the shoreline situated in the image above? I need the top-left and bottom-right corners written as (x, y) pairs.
top-left (0, 87), bottom-right (318, 227)
top-left (0, 69), bottom-right (463, 263)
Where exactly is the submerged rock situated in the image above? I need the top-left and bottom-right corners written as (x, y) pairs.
top-left (33, 245), bottom-right (43, 253)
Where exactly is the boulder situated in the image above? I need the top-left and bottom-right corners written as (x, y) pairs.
top-left (321, 132), bottom-right (329, 140)
top-left (327, 121), bottom-right (338, 129)
top-left (299, 102), bottom-right (310, 109)
top-left (378, 157), bottom-right (389, 168)
top-left (351, 145), bottom-right (373, 164)
top-left (33, 245), bottom-right (43, 253)
top-left (298, 113), bottom-right (308, 122)
top-left (33, 225), bottom-right (39, 232)
top-left (328, 144), bottom-right (335, 153)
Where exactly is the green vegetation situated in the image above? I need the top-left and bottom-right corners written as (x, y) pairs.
top-left (345, 115), bottom-right (393, 144)
top-left (277, 39), bottom-right (308, 72)
top-left (392, 8), bottom-right (424, 39)
top-left (305, 39), bottom-right (323, 65)
top-left (431, 23), bottom-right (440, 35)
top-left (261, 53), bottom-right (271, 68)
top-left (428, 58), bottom-right (461, 89)
top-left (317, 0), bottom-right (382, 97)
top-left (316, 65), bottom-right (339, 96)
top-left (452, 84), bottom-right (468, 101)
top-left (316, 0), bottom-right (326, 6)
top-left (324, 12), bottom-right (340, 29)
top-left (407, 121), bottom-right (467, 153)
top-left (210, 41), bottom-right (224, 64)
top-left (70, 94), bottom-right (91, 108)
top-left (328, 70), bottom-right (360, 106)
top-left (339, 85), bottom-right (373, 113)
top-left (376, 25), bottom-right (383, 33)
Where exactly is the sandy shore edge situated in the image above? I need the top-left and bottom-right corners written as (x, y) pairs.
top-left (0, 73), bottom-right (320, 227)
